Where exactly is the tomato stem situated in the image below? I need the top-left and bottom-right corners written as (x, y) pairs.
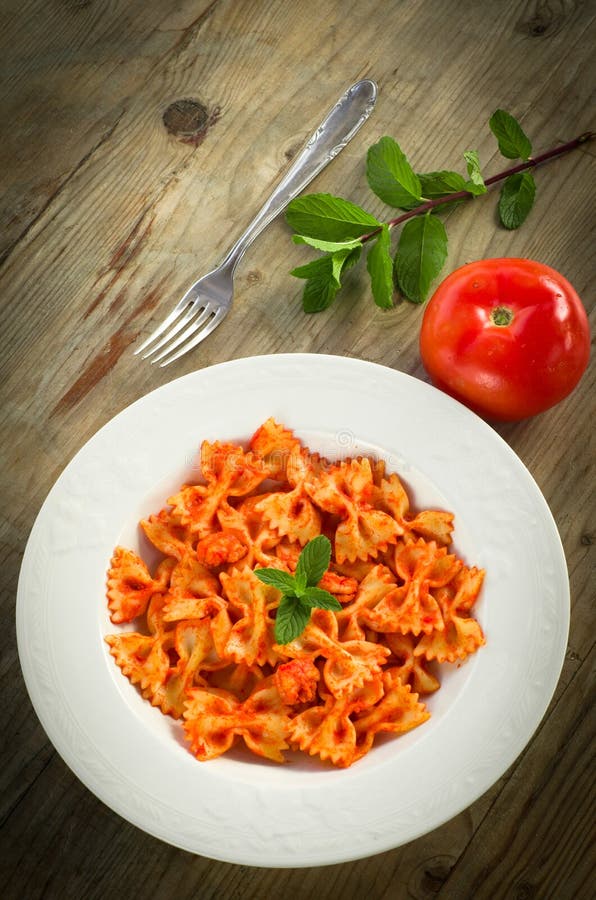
top-left (490, 306), bottom-right (513, 327)
top-left (360, 131), bottom-right (595, 242)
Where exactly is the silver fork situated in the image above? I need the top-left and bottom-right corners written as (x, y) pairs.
top-left (135, 79), bottom-right (377, 366)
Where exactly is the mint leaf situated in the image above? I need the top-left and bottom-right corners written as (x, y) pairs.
top-left (254, 568), bottom-right (297, 593)
top-left (332, 246), bottom-right (361, 283)
top-left (291, 256), bottom-right (339, 313)
top-left (286, 194), bottom-right (380, 241)
top-left (489, 110), bottom-right (532, 161)
top-left (301, 586), bottom-right (342, 611)
top-left (419, 170), bottom-right (468, 199)
top-left (366, 136), bottom-right (422, 208)
top-left (293, 570), bottom-right (307, 594)
top-left (366, 224), bottom-right (394, 309)
top-left (394, 213), bottom-right (448, 304)
top-left (293, 247), bottom-right (361, 313)
top-left (295, 534), bottom-right (331, 587)
top-left (274, 595), bottom-right (311, 644)
top-left (498, 172), bottom-right (536, 229)
top-left (463, 150), bottom-right (487, 195)
top-left (300, 265), bottom-right (340, 312)
top-left (292, 235), bottom-right (362, 252)
top-left (291, 255), bottom-right (335, 281)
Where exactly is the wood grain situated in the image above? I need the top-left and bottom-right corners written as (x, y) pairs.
top-left (1, 0), bottom-right (594, 897)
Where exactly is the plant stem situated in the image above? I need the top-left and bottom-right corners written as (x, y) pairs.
top-left (361, 131), bottom-right (594, 242)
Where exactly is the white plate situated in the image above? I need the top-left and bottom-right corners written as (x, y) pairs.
top-left (17, 354), bottom-right (569, 867)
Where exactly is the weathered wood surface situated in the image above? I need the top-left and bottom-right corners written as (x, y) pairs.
top-left (1, 0), bottom-right (594, 896)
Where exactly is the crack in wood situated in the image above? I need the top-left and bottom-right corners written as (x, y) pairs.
top-left (52, 275), bottom-right (169, 416)
top-left (0, 746), bottom-right (55, 832)
top-left (162, 0), bottom-right (222, 61)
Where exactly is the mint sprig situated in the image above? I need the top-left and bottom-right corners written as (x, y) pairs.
top-left (285, 113), bottom-right (593, 312)
top-left (254, 535), bottom-right (341, 644)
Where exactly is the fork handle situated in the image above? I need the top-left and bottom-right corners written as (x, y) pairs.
top-left (221, 79), bottom-right (377, 271)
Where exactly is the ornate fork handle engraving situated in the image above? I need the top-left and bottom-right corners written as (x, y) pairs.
top-left (222, 79), bottom-right (377, 271)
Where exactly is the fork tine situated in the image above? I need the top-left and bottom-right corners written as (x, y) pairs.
top-left (141, 301), bottom-right (210, 360)
top-left (134, 299), bottom-right (192, 356)
top-left (149, 304), bottom-right (216, 365)
top-left (158, 307), bottom-right (228, 367)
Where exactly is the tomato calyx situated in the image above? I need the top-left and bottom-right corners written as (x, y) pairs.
top-left (490, 306), bottom-right (514, 327)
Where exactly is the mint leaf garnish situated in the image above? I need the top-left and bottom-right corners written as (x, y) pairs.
top-left (463, 151), bottom-right (487, 195)
top-left (489, 110), bottom-right (532, 161)
top-left (366, 136), bottom-right (422, 208)
top-left (498, 172), bottom-right (536, 229)
top-left (256, 535), bottom-right (339, 643)
top-left (394, 213), bottom-right (448, 304)
top-left (301, 586), bottom-right (342, 611)
top-left (254, 568), bottom-right (297, 592)
top-left (285, 193), bottom-right (380, 241)
top-left (366, 224), bottom-right (394, 309)
top-left (274, 595), bottom-right (311, 644)
top-left (295, 534), bottom-right (331, 586)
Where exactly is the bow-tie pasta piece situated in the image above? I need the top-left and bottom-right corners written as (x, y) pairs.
top-left (169, 553), bottom-right (220, 597)
top-left (359, 539), bottom-right (461, 636)
top-left (383, 633), bottom-right (440, 694)
top-left (167, 441), bottom-right (268, 539)
top-left (254, 431), bottom-right (325, 546)
top-left (183, 677), bottom-right (290, 762)
top-left (306, 459), bottom-right (401, 563)
top-left (214, 502), bottom-right (280, 570)
top-left (249, 417), bottom-right (302, 481)
top-left (289, 676), bottom-right (384, 767)
top-left (353, 669), bottom-right (430, 749)
top-left (140, 510), bottom-right (192, 560)
top-left (144, 618), bottom-right (217, 717)
top-left (162, 595), bottom-right (232, 659)
top-left (373, 473), bottom-right (455, 546)
top-left (196, 530), bottom-right (248, 567)
top-left (107, 548), bottom-right (173, 623)
top-left (105, 631), bottom-right (170, 697)
top-left (415, 566), bottom-right (485, 663)
top-left (220, 566), bottom-right (280, 667)
top-left (207, 662), bottom-right (265, 701)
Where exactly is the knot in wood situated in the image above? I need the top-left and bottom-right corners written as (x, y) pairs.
top-left (513, 881), bottom-right (537, 900)
top-left (519, 3), bottom-right (564, 39)
top-left (408, 855), bottom-right (454, 897)
top-left (163, 99), bottom-right (209, 139)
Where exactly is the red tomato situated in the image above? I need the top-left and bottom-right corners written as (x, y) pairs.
top-left (419, 258), bottom-right (590, 421)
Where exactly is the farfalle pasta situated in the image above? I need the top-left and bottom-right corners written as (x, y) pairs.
top-left (105, 418), bottom-right (485, 768)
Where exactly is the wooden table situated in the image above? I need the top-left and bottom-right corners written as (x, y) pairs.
top-left (2, 1), bottom-right (594, 897)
